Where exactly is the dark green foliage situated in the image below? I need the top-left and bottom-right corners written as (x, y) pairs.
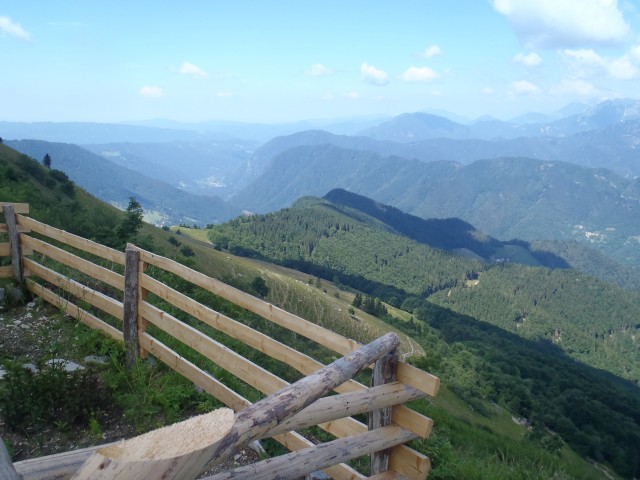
top-left (42, 153), bottom-right (52, 169)
top-left (250, 276), bottom-right (269, 298)
top-left (168, 236), bottom-right (181, 247)
top-left (116, 197), bottom-right (144, 245)
top-left (0, 362), bottom-right (110, 431)
top-left (180, 245), bottom-right (195, 257)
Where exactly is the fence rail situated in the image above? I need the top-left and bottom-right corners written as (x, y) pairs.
top-left (1, 202), bottom-right (439, 480)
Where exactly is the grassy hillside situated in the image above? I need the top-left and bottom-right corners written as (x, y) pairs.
top-left (208, 194), bottom-right (640, 477)
top-left (0, 143), bottom-right (628, 477)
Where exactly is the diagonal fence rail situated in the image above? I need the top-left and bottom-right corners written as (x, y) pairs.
top-left (1, 203), bottom-right (439, 480)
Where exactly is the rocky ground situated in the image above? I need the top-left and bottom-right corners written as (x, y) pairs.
top-left (0, 300), bottom-right (261, 477)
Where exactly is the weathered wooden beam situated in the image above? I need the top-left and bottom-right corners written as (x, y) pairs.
top-left (206, 332), bottom-right (401, 471)
top-left (0, 437), bottom-right (22, 480)
top-left (2, 205), bottom-right (23, 283)
top-left (71, 333), bottom-right (399, 480)
top-left (370, 349), bottom-right (399, 475)
top-left (123, 245), bottom-right (140, 369)
top-left (205, 425), bottom-right (416, 480)
top-left (265, 382), bottom-right (425, 438)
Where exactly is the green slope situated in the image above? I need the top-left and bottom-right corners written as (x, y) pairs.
top-left (208, 194), bottom-right (640, 477)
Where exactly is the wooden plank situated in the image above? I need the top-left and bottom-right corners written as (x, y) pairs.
top-left (368, 472), bottom-right (409, 480)
top-left (140, 273), bottom-right (364, 393)
top-left (139, 248), bottom-right (360, 349)
top-left (139, 333), bottom-right (251, 413)
top-left (0, 224), bottom-right (29, 233)
top-left (21, 235), bottom-right (125, 291)
top-left (0, 265), bottom-right (12, 278)
top-left (0, 243), bottom-right (9, 256)
top-left (17, 215), bottom-right (125, 265)
top-left (27, 280), bottom-right (123, 342)
top-left (23, 258), bottom-right (123, 319)
top-left (138, 248), bottom-right (439, 397)
top-left (123, 246), bottom-right (141, 369)
top-left (205, 425), bottom-right (417, 480)
top-left (140, 302), bottom-right (289, 396)
top-left (389, 446), bottom-right (430, 480)
top-left (370, 350), bottom-right (399, 475)
top-left (0, 202), bottom-right (29, 214)
top-left (2, 205), bottom-right (22, 283)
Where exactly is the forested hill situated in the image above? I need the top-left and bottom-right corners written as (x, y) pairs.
top-left (208, 195), bottom-right (640, 383)
top-left (208, 195), bottom-right (640, 477)
top-left (233, 144), bottom-right (640, 267)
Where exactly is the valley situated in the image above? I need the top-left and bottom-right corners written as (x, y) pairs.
top-left (3, 98), bottom-right (640, 478)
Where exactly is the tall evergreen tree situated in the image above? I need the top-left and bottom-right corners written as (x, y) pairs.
top-left (42, 153), bottom-right (52, 169)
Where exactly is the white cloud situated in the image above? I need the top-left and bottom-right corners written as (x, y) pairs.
top-left (360, 63), bottom-right (390, 85)
top-left (401, 66), bottom-right (440, 82)
top-left (551, 79), bottom-right (598, 96)
top-left (217, 91), bottom-right (233, 97)
top-left (305, 63), bottom-right (334, 76)
top-left (561, 48), bottom-right (639, 79)
top-left (481, 87), bottom-right (495, 95)
top-left (492, 0), bottom-right (630, 48)
top-left (420, 44), bottom-right (442, 58)
top-left (511, 80), bottom-right (542, 94)
top-left (0, 16), bottom-right (32, 41)
top-left (345, 91), bottom-right (360, 99)
top-left (139, 86), bottom-right (164, 98)
top-left (179, 61), bottom-right (209, 79)
top-left (513, 52), bottom-right (543, 67)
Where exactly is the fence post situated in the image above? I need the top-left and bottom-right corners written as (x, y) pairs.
top-left (2, 205), bottom-right (23, 284)
top-left (123, 244), bottom-right (140, 370)
top-left (368, 348), bottom-right (399, 475)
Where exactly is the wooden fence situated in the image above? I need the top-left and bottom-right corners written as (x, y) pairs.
top-left (0, 203), bottom-right (439, 480)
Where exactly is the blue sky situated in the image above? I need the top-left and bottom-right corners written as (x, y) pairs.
top-left (2, 0), bottom-right (640, 123)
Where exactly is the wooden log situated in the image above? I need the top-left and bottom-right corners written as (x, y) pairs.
top-left (204, 425), bottom-right (416, 480)
top-left (123, 245), bottom-right (140, 370)
top-left (72, 408), bottom-right (235, 480)
top-left (0, 265), bottom-right (13, 278)
top-left (0, 436), bottom-right (22, 480)
top-left (370, 349), bottom-right (399, 475)
top-left (2, 205), bottom-right (23, 283)
top-left (266, 382), bottom-right (424, 438)
top-left (205, 332), bottom-right (400, 471)
top-left (14, 443), bottom-right (116, 480)
top-left (73, 333), bottom-right (399, 480)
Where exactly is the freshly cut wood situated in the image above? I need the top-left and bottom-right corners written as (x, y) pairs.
top-left (72, 408), bottom-right (235, 480)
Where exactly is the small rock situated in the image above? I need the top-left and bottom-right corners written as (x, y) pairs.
top-left (23, 363), bottom-right (39, 373)
top-left (233, 454), bottom-right (241, 461)
top-left (0, 368), bottom-right (6, 380)
top-left (20, 323), bottom-right (31, 329)
top-left (46, 358), bottom-right (85, 372)
top-left (27, 301), bottom-right (36, 309)
top-left (13, 320), bottom-right (22, 326)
